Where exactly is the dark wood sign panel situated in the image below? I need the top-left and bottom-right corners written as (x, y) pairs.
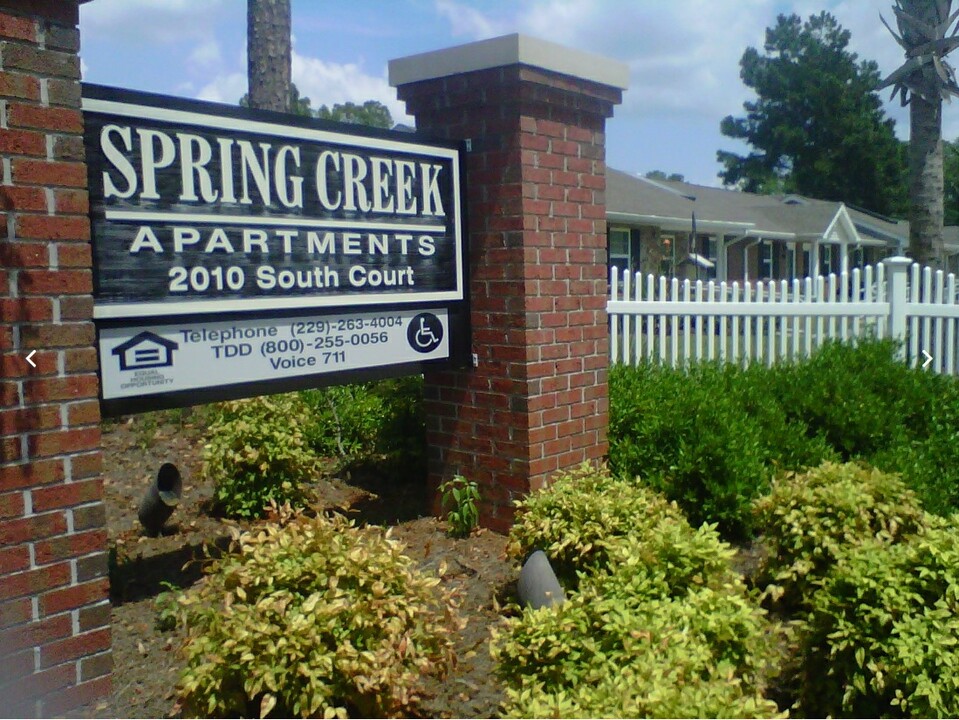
top-left (82, 85), bottom-right (469, 415)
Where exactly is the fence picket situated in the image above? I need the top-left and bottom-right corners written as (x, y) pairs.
top-left (948, 274), bottom-right (957, 375)
top-left (935, 270), bottom-right (945, 374)
top-left (910, 263), bottom-right (921, 368)
top-left (622, 269), bottom-right (631, 365)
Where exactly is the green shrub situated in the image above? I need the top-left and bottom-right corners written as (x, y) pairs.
top-left (203, 394), bottom-right (320, 518)
top-left (772, 338), bottom-right (936, 460)
top-left (869, 376), bottom-right (959, 515)
top-left (752, 461), bottom-right (925, 610)
top-left (175, 509), bottom-right (462, 718)
top-left (439, 474), bottom-right (480, 538)
top-left (609, 363), bottom-right (811, 538)
top-left (506, 462), bottom-right (685, 586)
top-left (300, 376), bottom-right (425, 476)
top-left (798, 516), bottom-right (959, 718)
top-left (495, 491), bottom-right (780, 718)
top-left (495, 586), bottom-right (780, 719)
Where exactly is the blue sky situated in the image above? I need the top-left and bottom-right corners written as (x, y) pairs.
top-left (79, 0), bottom-right (946, 188)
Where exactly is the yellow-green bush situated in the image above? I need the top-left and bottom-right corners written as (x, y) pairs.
top-left (507, 462), bottom-right (685, 586)
top-left (203, 393), bottom-right (321, 518)
top-left (752, 461), bottom-right (925, 609)
top-left (798, 516), bottom-right (959, 718)
top-left (495, 484), bottom-right (779, 718)
top-left (174, 511), bottom-right (462, 718)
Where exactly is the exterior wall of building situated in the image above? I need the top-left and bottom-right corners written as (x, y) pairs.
top-left (0, 1), bottom-right (112, 715)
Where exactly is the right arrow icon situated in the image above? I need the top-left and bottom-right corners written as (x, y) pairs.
top-left (922, 350), bottom-right (933, 369)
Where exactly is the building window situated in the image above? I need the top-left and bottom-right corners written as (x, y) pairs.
top-left (820, 245), bottom-right (839, 275)
top-left (696, 235), bottom-right (718, 280)
top-left (608, 227), bottom-right (632, 279)
top-left (758, 240), bottom-right (777, 279)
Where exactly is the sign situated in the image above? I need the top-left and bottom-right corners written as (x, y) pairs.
top-left (83, 85), bottom-right (469, 414)
top-left (99, 308), bottom-right (449, 400)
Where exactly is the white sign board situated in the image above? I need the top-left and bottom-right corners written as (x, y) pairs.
top-left (99, 308), bottom-right (449, 400)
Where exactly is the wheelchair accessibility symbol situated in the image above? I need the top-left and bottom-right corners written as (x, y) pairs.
top-left (407, 312), bottom-right (444, 353)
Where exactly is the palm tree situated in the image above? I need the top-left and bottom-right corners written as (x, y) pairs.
top-left (880, 0), bottom-right (959, 267)
top-left (247, 0), bottom-right (291, 113)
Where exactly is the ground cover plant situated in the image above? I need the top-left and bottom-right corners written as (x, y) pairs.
top-left (172, 507), bottom-right (463, 718)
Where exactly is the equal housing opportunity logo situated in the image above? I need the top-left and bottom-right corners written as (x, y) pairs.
top-left (111, 331), bottom-right (178, 371)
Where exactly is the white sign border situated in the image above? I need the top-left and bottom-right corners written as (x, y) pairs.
top-left (84, 96), bottom-right (465, 320)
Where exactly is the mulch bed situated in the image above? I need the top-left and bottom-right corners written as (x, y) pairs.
top-left (77, 411), bottom-right (515, 718)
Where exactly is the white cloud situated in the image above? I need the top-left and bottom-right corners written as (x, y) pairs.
top-left (196, 72), bottom-right (246, 105)
top-left (434, 0), bottom-right (503, 39)
top-left (291, 51), bottom-right (412, 125)
top-left (188, 39), bottom-right (223, 71)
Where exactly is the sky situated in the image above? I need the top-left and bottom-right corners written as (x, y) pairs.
top-left (77, 0), bottom-right (955, 188)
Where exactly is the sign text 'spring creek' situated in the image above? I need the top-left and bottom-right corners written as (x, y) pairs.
top-left (98, 125), bottom-right (447, 217)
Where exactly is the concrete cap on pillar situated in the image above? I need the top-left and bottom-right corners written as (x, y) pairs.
top-left (388, 32), bottom-right (629, 90)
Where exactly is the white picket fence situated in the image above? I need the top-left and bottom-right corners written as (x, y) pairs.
top-left (607, 257), bottom-right (959, 374)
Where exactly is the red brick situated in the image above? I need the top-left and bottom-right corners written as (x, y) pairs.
top-left (18, 269), bottom-right (91, 294)
top-left (0, 184), bottom-right (46, 212)
top-left (66, 400), bottom-right (99, 427)
top-left (20, 322), bottom-right (95, 348)
top-left (11, 664), bottom-right (75, 713)
top-left (1, 435), bottom-right (22, 462)
top-left (60, 296), bottom-right (94, 321)
top-left (27, 427), bottom-right (100, 457)
top-left (34, 528), bottom-right (106, 565)
top-left (0, 70), bottom-right (41, 102)
top-left (0, 545), bottom-right (29, 574)
top-left (0, 404), bottom-right (60, 436)
top-left (70, 452), bottom-right (102, 480)
top-left (40, 578), bottom-right (109, 617)
top-left (79, 651), bottom-right (112, 682)
top-left (0, 490), bottom-right (25, 520)
top-left (0, 511), bottom-right (67, 545)
top-left (55, 242), bottom-right (91, 267)
top-left (71, 502), bottom-right (105, 531)
top-left (16, 215), bottom-right (89, 241)
top-left (0, 458), bottom-right (64, 490)
top-left (23, 375), bottom-right (98, 403)
top-left (0, 13), bottom-right (36, 42)
top-left (1, 347), bottom-right (59, 378)
top-left (46, 77), bottom-right (81, 107)
top-left (0, 127), bottom-right (45, 156)
top-left (1, 43), bottom-right (79, 79)
top-left (0, 297), bottom-right (53, 322)
top-left (0, 613), bottom-right (72, 653)
top-left (53, 188), bottom-right (88, 216)
top-left (0, 562), bottom-right (71, 601)
top-left (42, 675), bottom-right (112, 717)
top-left (77, 601), bottom-right (110, 633)
top-left (12, 159), bottom-right (85, 187)
top-left (0, 241), bottom-right (48, 267)
top-left (32, 478), bottom-right (101, 512)
top-left (0, 597), bottom-right (32, 629)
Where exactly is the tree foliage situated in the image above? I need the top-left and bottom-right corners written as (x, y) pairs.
top-left (645, 170), bottom-right (686, 182)
top-left (718, 12), bottom-right (907, 216)
top-left (240, 84), bottom-right (393, 129)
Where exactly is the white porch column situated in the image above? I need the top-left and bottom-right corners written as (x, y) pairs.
top-left (811, 241), bottom-right (820, 277)
top-left (717, 237), bottom-right (728, 281)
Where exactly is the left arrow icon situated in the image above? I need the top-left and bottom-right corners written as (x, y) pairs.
top-left (25, 350), bottom-right (37, 368)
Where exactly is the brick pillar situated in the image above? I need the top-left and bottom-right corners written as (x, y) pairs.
top-left (0, 1), bottom-right (112, 716)
top-left (390, 35), bottom-right (627, 531)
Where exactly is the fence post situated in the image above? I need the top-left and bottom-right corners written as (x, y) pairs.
top-left (884, 256), bottom-right (912, 361)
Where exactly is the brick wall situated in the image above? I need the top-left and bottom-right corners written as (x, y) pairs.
top-left (396, 66), bottom-right (621, 531)
top-left (0, 0), bottom-right (111, 715)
